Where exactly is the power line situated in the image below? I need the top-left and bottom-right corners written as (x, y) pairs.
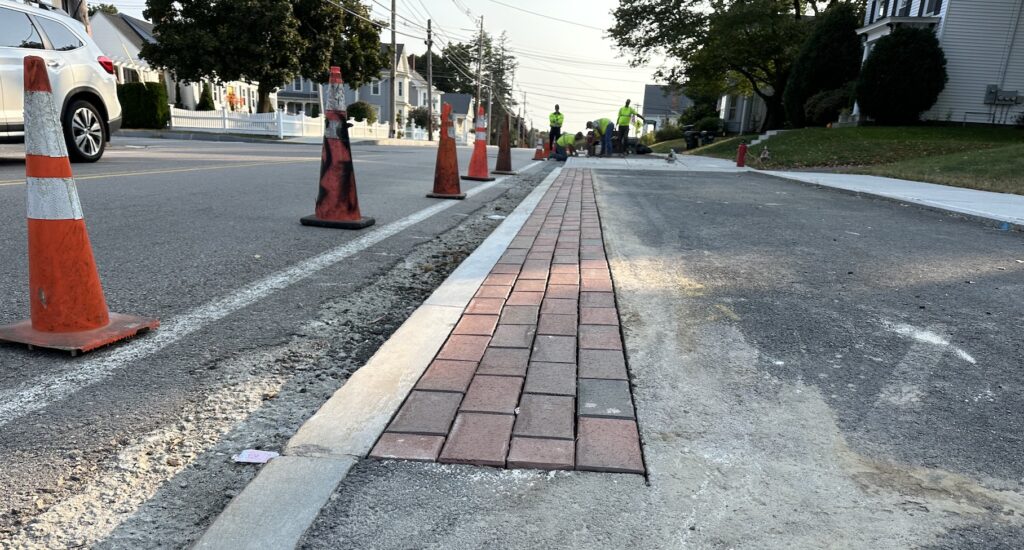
top-left (482, 0), bottom-right (606, 31)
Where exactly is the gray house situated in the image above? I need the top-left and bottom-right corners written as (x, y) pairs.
top-left (856, 0), bottom-right (1023, 124)
top-left (641, 84), bottom-right (693, 131)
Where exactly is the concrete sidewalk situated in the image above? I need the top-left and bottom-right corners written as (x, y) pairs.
top-left (767, 171), bottom-right (1024, 229)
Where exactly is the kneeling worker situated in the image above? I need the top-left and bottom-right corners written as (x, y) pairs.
top-left (586, 117), bottom-right (614, 157)
top-left (553, 131), bottom-right (583, 161)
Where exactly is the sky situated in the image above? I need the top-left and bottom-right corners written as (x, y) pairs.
top-left (106, 0), bottom-right (665, 133)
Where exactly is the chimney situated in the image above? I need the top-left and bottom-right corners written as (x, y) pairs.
top-left (408, 54), bottom-right (417, 73)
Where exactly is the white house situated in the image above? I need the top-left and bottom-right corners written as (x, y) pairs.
top-left (856, 0), bottom-right (1024, 124)
top-left (718, 94), bottom-right (768, 134)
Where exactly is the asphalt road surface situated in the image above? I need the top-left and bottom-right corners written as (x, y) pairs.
top-left (0, 136), bottom-right (542, 547)
top-left (298, 168), bottom-right (1024, 549)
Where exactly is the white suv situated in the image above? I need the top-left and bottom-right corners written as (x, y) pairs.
top-left (0, 0), bottom-right (121, 162)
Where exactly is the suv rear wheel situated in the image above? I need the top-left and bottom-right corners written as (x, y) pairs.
top-left (63, 99), bottom-right (105, 163)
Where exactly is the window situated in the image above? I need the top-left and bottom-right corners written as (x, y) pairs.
top-left (292, 77), bottom-right (303, 92)
top-left (123, 67), bottom-right (140, 83)
top-left (36, 17), bottom-right (83, 51)
top-left (924, 0), bottom-right (943, 15)
top-left (370, 80), bottom-right (381, 95)
top-left (398, 80), bottom-right (404, 97)
top-left (896, 0), bottom-right (911, 16)
top-left (0, 8), bottom-right (44, 49)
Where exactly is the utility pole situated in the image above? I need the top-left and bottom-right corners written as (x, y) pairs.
top-left (486, 74), bottom-right (493, 145)
top-left (426, 19), bottom-right (434, 141)
top-left (475, 16), bottom-right (484, 115)
top-left (389, 0), bottom-right (397, 138)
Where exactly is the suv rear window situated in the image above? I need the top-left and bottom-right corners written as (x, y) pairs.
top-left (0, 7), bottom-right (44, 49)
top-left (37, 17), bottom-right (83, 51)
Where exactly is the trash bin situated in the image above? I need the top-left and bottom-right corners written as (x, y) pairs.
top-left (684, 131), bottom-right (699, 150)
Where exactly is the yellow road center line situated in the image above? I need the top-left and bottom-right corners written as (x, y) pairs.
top-left (0, 159), bottom-right (317, 187)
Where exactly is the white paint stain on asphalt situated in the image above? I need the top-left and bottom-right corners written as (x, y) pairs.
top-left (0, 163), bottom-right (540, 428)
top-left (884, 321), bottom-right (977, 364)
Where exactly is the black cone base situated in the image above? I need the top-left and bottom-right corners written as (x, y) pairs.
top-left (426, 192), bottom-right (466, 200)
top-left (300, 215), bottom-right (376, 229)
top-left (492, 170), bottom-right (517, 175)
top-left (460, 175), bottom-right (496, 182)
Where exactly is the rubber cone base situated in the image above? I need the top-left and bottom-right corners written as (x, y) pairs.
top-left (426, 192), bottom-right (466, 200)
top-left (492, 170), bottom-right (517, 175)
top-left (0, 313), bottom-right (159, 356)
top-left (460, 175), bottom-right (496, 182)
top-left (300, 215), bottom-right (376, 229)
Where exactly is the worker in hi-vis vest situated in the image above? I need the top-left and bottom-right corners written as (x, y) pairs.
top-left (549, 105), bottom-right (564, 151)
top-left (553, 131), bottom-right (584, 162)
top-left (617, 99), bottom-right (645, 156)
top-left (586, 117), bottom-right (614, 157)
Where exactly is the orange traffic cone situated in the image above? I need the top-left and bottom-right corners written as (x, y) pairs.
top-left (532, 138), bottom-right (546, 160)
top-left (0, 56), bottom-right (158, 356)
top-left (492, 114), bottom-right (516, 175)
top-left (300, 66), bottom-right (374, 229)
top-left (461, 106), bottom-right (495, 182)
top-left (427, 102), bottom-right (465, 200)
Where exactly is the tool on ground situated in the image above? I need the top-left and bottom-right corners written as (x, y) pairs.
top-left (492, 114), bottom-right (516, 175)
top-left (427, 102), bottom-right (465, 199)
top-left (461, 106), bottom-right (495, 182)
top-left (300, 66), bottom-right (374, 229)
top-left (667, 149), bottom-right (677, 164)
top-left (736, 141), bottom-right (748, 167)
top-left (0, 56), bottom-right (159, 356)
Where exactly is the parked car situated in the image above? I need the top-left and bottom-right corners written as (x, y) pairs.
top-left (0, 0), bottom-right (121, 161)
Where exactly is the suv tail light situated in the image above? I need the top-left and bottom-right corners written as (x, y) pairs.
top-left (97, 56), bottom-right (115, 75)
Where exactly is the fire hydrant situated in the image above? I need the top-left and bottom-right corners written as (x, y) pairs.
top-left (736, 141), bottom-right (748, 167)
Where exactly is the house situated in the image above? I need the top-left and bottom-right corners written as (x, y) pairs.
top-left (334, 44), bottom-right (441, 129)
top-left (719, 94), bottom-right (767, 134)
top-left (440, 92), bottom-right (474, 143)
top-left (278, 76), bottom-right (320, 116)
top-left (641, 84), bottom-right (693, 131)
top-left (90, 11), bottom-right (271, 113)
top-left (856, 0), bottom-right (1024, 124)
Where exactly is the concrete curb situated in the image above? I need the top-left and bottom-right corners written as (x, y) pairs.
top-left (761, 171), bottom-right (1023, 232)
top-left (195, 165), bottom-right (563, 549)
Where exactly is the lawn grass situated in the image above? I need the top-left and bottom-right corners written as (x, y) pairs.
top-left (650, 134), bottom-right (756, 155)
top-left (853, 143), bottom-right (1024, 194)
top-left (660, 125), bottom-right (1024, 194)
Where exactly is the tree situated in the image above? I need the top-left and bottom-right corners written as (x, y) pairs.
top-left (196, 82), bottom-right (215, 111)
top-left (432, 29), bottom-right (518, 141)
top-left (612, 0), bottom-right (864, 131)
top-left (856, 27), bottom-right (947, 125)
top-left (88, 3), bottom-right (118, 16)
top-left (142, 0), bottom-right (385, 113)
top-left (409, 106), bottom-right (434, 130)
top-left (783, 3), bottom-right (863, 126)
top-left (434, 42), bottom-right (478, 94)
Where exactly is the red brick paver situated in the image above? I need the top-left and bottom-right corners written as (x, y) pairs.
top-left (372, 169), bottom-right (644, 474)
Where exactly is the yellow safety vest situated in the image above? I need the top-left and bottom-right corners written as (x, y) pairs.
top-left (549, 112), bottom-right (564, 127)
top-left (617, 106), bottom-right (636, 126)
top-left (593, 118), bottom-right (612, 136)
top-left (556, 133), bottom-right (576, 148)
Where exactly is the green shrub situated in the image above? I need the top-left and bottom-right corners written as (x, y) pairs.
top-left (346, 100), bottom-right (377, 123)
top-left (678, 103), bottom-right (719, 126)
top-left (695, 116), bottom-right (723, 134)
top-left (196, 82), bottom-right (215, 111)
top-left (856, 27), bottom-right (947, 125)
top-left (116, 82), bottom-right (169, 129)
top-left (803, 83), bottom-right (855, 126)
top-left (784, 3), bottom-right (862, 127)
top-left (410, 106), bottom-right (431, 129)
top-left (654, 123), bottom-right (684, 142)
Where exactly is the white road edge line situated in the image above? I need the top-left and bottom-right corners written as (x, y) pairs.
top-left (0, 161), bottom-right (543, 428)
top-left (194, 166), bottom-right (564, 550)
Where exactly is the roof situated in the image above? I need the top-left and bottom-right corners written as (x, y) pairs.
top-left (441, 93), bottom-right (473, 114)
top-left (121, 14), bottom-right (155, 43)
top-left (642, 84), bottom-right (693, 117)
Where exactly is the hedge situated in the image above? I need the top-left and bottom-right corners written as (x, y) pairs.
top-left (116, 82), bottom-right (169, 129)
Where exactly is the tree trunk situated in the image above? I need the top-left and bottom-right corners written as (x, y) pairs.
top-left (761, 94), bottom-right (787, 132)
top-left (257, 82), bottom-right (276, 113)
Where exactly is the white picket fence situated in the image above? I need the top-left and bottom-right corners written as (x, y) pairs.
top-left (169, 106), bottom-right (421, 141)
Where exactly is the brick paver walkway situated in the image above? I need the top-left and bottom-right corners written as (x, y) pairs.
top-left (369, 169), bottom-right (644, 473)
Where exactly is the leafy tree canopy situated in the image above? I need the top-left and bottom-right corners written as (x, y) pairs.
top-left (88, 3), bottom-right (118, 16)
top-left (141, 0), bottom-right (386, 112)
top-left (611, 0), bottom-right (857, 130)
